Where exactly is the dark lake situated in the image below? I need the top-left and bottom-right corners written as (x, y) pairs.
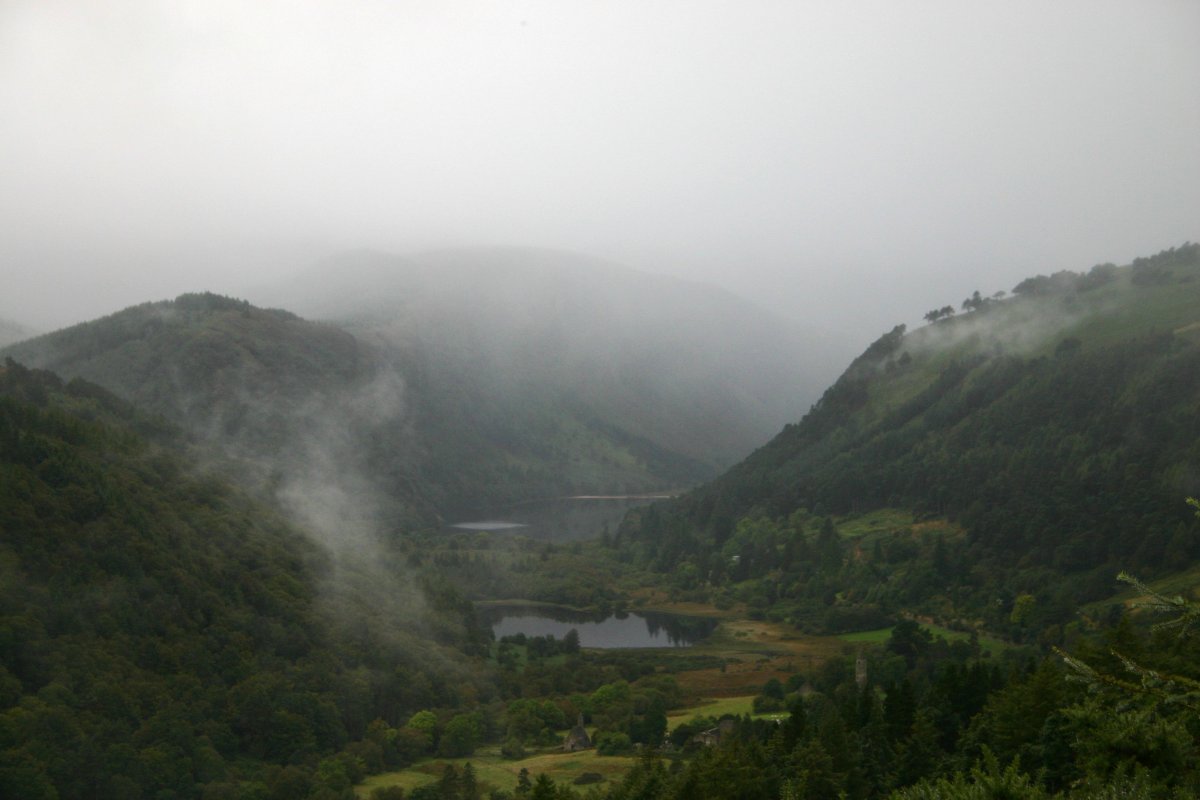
top-left (447, 494), bottom-right (673, 542)
top-left (481, 604), bottom-right (718, 648)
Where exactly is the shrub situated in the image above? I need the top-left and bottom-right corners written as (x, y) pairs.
top-left (500, 738), bottom-right (527, 760)
top-left (594, 731), bottom-right (633, 755)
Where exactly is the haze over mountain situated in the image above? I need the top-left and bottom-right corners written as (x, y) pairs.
top-left (255, 247), bottom-right (845, 469)
top-left (2, 251), bottom-right (838, 527)
top-left (5, 243), bottom-right (1200, 800)
top-left (3, 2), bottom-right (1200, 796)
top-left (0, 319), bottom-right (35, 349)
top-left (2, 3), bottom-right (1196, 345)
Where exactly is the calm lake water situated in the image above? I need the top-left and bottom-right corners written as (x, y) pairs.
top-left (448, 494), bottom-right (673, 542)
top-left (482, 604), bottom-right (718, 648)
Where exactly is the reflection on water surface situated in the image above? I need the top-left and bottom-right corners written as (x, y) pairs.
top-left (482, 604), bottom-right (717, 648)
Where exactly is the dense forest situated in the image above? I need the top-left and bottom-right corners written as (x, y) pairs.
top-left (2, 248), bottom-right (834, 522)
top-left (2, 245), bottom-right (1200, 799)
top-left (621, 244), bottom-right (1200, 638)
top-left (0, 361), bottom-right (489, 799)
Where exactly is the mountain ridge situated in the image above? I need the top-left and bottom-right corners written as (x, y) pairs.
top-left (619, 243), bottom-right (1200, 636)
top-left (253, 246), bottom-right (844, 470)
top-left (2, 247), bottom-right (836, 522)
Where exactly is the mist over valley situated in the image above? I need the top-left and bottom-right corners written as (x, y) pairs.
top-left (2, 2), bottom-right (1199, 798)
top-left (6, 241), bottom-right (1200, 799)
top-left (3, 248), bottom-right (839, 530)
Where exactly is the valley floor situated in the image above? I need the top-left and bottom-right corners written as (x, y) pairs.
top-left (355, 611), bottom-right (850, 797)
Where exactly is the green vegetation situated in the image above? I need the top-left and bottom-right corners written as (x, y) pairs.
top-left (668, 695), bottom-right (756, 724)
top-left (833, 509), bottom-right (918, 539)
top-left (623, 244), bottom-right (1200, 642)
top-left (0, 361), bottom-right (489, 800)
top-left (840, 624), bottom-right (1008, 657)
top-left (5, 243), bottom-right (1200, 799)
top-left (2, 266), bottom-right (825, 520)
top-left (356, 749), bottom-right (637, 798)
top-left (0, 292), bottom-right (711, 524)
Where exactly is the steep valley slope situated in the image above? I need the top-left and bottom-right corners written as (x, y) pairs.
top-left (621, 243), bottom-right (1200, 638)
top-left (4, 250), bottom-right (839, 524)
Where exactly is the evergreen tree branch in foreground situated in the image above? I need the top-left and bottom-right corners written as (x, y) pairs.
top-left (1056, 500), bottom-right (1200, 715)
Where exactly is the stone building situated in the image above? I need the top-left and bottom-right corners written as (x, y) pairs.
top-left (563, 714), bottom-right (591, 752)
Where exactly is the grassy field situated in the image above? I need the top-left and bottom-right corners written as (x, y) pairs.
top-left (834, 508), bottom-right (913, 539)
top-left (666, 694), bottom-right (790, 728)
top-left (358, 694), bottom-right (786, 798)
top-left (838, 622), bottom-right (1009, 656)
top-left (355, 746), bottom-right (637, 798)
top-left (831, 510), bottom-right (961, 550)
top-left (674, 618), bottom-right (849, 696)
top-left (837, 628), bottom-right (893, 645)
top-left (1141, 566), bottom-right (1200, 600)
top-left (1078, 564), bottom-right (1200, 620)
top-left (357, 601), bottom-right (1021, 797)
top-left (354, 614), bottom-right (849, 798)
top-left (572, 602), bottom-right (848, 698)
top-left (1061, 267), bottom-right (1200, 350)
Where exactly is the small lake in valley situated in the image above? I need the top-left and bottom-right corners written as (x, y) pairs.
top-left (447, 493), bottom-right (676, 542)
top-left (481, 604), bottom-right (718, 649)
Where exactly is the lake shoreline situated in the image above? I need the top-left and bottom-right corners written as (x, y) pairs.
top-left (483, 602), bottom-right (720, 649)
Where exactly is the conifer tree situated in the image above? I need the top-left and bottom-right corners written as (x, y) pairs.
top-left (461, 762), bottom-right (479, 800)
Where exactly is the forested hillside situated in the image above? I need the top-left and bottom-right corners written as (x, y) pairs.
top-left (3, 255), bottom-right (833, 520)
top-left (0, 360), bottom-right (488, 799)
top-left (4, 245), bottom-right (1200, 800)
top-left (1, 294), bottom-right (372, 454)
top-left (0, 293), bottom-right (689, 524)
top-left (622, 244), bottom-right (1200, 635)
top-left (1, 293), bottom-right (445, 532)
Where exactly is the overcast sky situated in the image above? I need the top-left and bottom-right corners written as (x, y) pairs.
top-left (2, 0), bottom-right (1198, 344)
